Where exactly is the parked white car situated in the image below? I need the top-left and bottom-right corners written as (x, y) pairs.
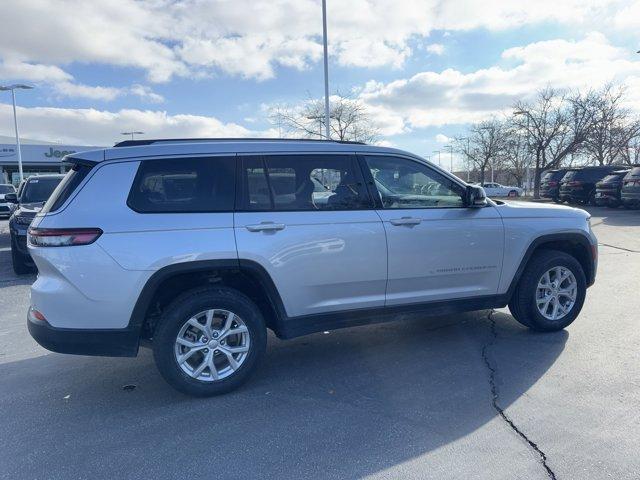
top-left (481, 182), bottom-right (523, 198)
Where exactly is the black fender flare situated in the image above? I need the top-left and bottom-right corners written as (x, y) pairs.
top-left (505, 232), bottom-right (596, 300)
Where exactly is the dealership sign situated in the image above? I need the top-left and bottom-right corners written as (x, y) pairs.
top-left (0, 143), bottom-right (101, 164)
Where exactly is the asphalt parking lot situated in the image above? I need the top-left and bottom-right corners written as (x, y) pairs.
top-left (0, 205), bottom-right (638, 480)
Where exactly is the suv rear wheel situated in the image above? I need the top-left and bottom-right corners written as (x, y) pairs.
top-left (509, 250), bottom-right (586, 332)
top-left (153, 286), bottom-right (267, 396)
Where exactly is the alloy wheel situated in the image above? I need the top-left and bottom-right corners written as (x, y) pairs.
top-left (535, 266), bottom-right (577, 321)
top-left (174, 309), bottom-right (250, 382)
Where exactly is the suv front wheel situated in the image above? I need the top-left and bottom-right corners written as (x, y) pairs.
top-left (509, 250), bottom-right (586, 332)
top-left (153, 286), bottom-right (267, 396)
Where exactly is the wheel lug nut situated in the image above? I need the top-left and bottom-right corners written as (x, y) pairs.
top-left (204, 348), bottom-right (209, 353)
top-left (213, 333), bottom-right (218, 338)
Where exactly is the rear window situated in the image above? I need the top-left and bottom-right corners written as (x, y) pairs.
top-left (0, 185), bottom-right (15, 194)
top-left (627, 167), bottom-right (640, 178)
top-left (542, 170), bottom-right (564, 181)
top-left (601, 172), bottom-right (628, 183)
top-left (41, 164), bottom-right (92, 214)
top-left (20, 177), bottom-right (64, 204)
top-left (128, 157), bottom-right (236, 213)
top-left (564, 168), bottom-right (613, 181)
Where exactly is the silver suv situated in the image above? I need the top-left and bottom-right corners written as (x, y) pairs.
top-left (26, 139), bottom-right (597, 396)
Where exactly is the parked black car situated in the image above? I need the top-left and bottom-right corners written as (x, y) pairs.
top-left (7, 174), bottom-right (65, 274)
top-left (621, 167), bottom-right (640, 209)
top-left (0, 183), bottom-right (17, 217)
top-left (540, 169), bottom-right (569, 202)
top-left (559, 166), bottom-right (619, 205)
top-left (594, 169), bottom-right (631, 208)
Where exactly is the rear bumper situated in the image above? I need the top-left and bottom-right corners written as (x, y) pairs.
top-left (595, 189), bottom-right (620, 205)
top-left (27, 312), bottom-right (140, 357)
top-left (621, 191), bottom-right (640, 203)
top-left (540, 188), bottom-right (558, 199)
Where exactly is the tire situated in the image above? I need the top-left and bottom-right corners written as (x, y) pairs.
top-left (606, 200), bottom-right (620, 209)
top-left (11, 239), bottom-right (33, 275)
top-left (508, 250), bottom-right (586, 332)
top-left (153, 286), bottom-right (267, 396)
top-left (552, 197), bottom-right (562, 204)
top-left (587, 191), bottom-right (596, 206)
top-left (508, 190), bottom-right (518, 198)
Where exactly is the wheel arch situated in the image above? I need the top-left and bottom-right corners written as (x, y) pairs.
top-left (506, 232), bottom-right (595, 300)
top-left (129, 259), bottom-right (288, 340)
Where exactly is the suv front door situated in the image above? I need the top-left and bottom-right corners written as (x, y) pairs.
top-left (362, 155), bottom-right (504, 306)
top-left (234, 153), bottom-right (387, 318)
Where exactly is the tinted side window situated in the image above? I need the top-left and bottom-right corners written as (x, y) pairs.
top-left (41, 164), bottom-right (92, 214)
top-left (128, 157), bottom-right (235, 213)
top-left (243, 154), bottom-right (372, 211)
top-left (364, 155), bottom-right (465, 209)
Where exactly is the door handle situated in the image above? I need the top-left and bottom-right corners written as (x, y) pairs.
top-left (389, 216), bottom-right (422, 226)
top-left (246, 222), bottom-right (286, 232)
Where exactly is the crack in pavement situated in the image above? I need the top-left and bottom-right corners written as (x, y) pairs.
top-left (598, 243), bottom-right (640, 253)
top-left (481, 310), bottom-right (558, 480)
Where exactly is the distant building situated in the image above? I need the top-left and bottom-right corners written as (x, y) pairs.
top-left (0, 135), bottom-right (102, 185)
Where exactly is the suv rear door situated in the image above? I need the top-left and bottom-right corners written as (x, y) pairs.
top-left (361, 154), bottom-right (504, 305)
top-left (234, 153), bottom-right (387, 318)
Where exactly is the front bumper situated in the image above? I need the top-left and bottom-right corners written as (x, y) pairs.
top-left (28, 310), bottom-right (140, 357)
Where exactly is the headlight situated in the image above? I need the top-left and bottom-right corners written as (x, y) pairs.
top-left (14, 215), bottom-right (34, 226)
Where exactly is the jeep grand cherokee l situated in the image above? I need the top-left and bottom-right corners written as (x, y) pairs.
top-left (26, 139), bottom-right (597, 396)
top-left (559, 166), bottom-right (618, 205)
top-left (539, 169), bottom-right (568, 203)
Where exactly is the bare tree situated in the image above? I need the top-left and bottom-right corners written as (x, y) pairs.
top-left (621, 136), bottom-right (640, 165)
top-left (512, 87), bottom-right (596, 197)
top-left (500, 120), bottom-right (533, 188)
top-left (454, 119), bottom-right (505, 184)
top-left (269, 92), bottom-right (379, 143)
top-left (584, 85), bottom-right (640, 165)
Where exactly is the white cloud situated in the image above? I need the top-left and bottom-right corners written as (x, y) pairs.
top-left (359, 32), bottom-right (640, 131)
top-left (53, 82), bottom-right (122, 102)
top-left (0, 0), bottom-right (631, 82)
top-left (0, 61), bottom-right (72, 83)
top-left (0, 103), bottom-right (274, 146)
top-left (129, 85), bottom-right (165, 103)
top-left (435, 133), bottom-right (451, 143)
top-left (426, 44), bottom-right (445, 55)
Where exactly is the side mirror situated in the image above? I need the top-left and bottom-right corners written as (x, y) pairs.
top-left (466, 185), bottom-right (487, 207)
top-left (4, 193), bottom-right (17, 203)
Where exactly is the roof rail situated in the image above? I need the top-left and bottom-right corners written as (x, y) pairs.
top-left (113, 138), bottom-right (366, 148)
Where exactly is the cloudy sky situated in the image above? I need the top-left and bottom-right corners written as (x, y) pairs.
top-left (1, 0), bottom-right (640, 165)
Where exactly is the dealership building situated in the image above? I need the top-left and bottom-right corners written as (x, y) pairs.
top-left (0, 135), bottom-right (102, 185)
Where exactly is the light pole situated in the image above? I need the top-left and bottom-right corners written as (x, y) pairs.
top-left (444, 145), bottom-right (454, 172)
top-left (514, 110), bottom-right (531, 195)
top-left (121, 131), bottom-right (144, 141)
top-left (0, 84), bottom-right (34, 183)
top-left (433, 150), bottom-right (441, 167)
top-left (459, 137), bottom-right (471, 181)
top-left (321, 0), bottom-right (331, 140)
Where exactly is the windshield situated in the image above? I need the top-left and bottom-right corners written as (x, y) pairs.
top-left (0, 185), bottom-right (15, 194)
top-left (20, 177), bottom-right (63, 204)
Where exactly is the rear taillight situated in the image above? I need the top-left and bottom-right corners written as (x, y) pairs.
top-left (547, 181), bottom-right (558, 186)
top-left (565, 181), bottom-right (583, 186)
top-left (28, 228), bottom-right (103, 247)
